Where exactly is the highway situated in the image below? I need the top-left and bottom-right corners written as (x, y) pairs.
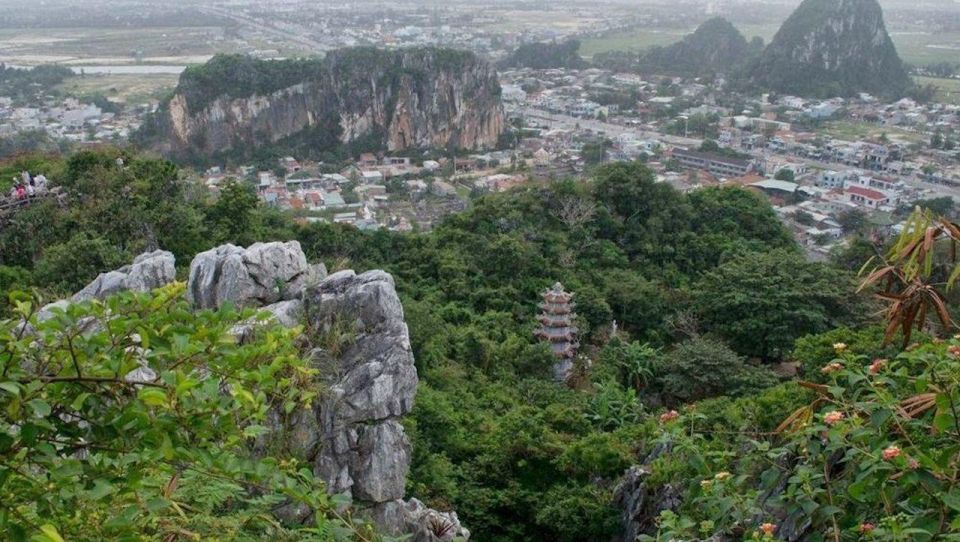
top-left (199, 6), bottom-right (326, 53)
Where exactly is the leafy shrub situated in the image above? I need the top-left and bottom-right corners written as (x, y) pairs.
top-left (34, 233), bottom-right (128, 294)
top-left (656, 336), bottom-right (779, 403)
top-left (791, 325), bottom-right (908, 383)
top-left (0, 285), bottom-right (366, 540)
top-left (641, 338), bottom-right (960, 540)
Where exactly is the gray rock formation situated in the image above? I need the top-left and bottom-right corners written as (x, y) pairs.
top-left (36, 250), bottom-right (176, 323)
top-left (615, 442), bottom-right (681, 542)
top-left (303, 270), bottom-right (418, 501)
top-left (231, 299), bottom-right (306, 343)
top-left (187, 241), bottom-right (325, 309)
top-left (72, 250), bottom-right (176, 302)
top-left (367, 498), bottom-right (470, 542)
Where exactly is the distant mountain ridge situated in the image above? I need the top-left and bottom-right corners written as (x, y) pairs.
top-left (746, 0), bottom-right (911, 97)
top-left (591, 0), bottom-right (911, 98)
top-left (639, 17), bottom-right (761, 77)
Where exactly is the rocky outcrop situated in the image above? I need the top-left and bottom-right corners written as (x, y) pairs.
top-left (614, 442), bottom-right (681, 542)
top-left (209, 262), bottom-right (463, 538)
top-left (187, 241), bottom-right (325, 309)
top-left (639, 17), bottom-right (759, 77)
top-left (72, 250), bottom-right (175, 303)
top-left (303, 271), bottom-right (417, 503)
top-left (368, 498), bottom-right (470, 542)
top-left (748, 0), bottom-right (910, 97)
top-left (36, 250), bottom-right (176, 323)
top-left (147, 47), bottom-right (504, 159)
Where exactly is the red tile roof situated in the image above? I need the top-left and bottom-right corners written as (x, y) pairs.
top-left (846, 186), bottom-right (887, 201)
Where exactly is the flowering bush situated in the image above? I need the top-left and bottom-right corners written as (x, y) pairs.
top-left (641, 336), bottom-right (960, 541)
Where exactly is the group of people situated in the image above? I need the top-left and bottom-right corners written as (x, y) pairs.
top-left (6, 170), bottom-right (47, 202)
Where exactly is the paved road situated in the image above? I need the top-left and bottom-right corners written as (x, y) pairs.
top-left (200, 6), bottom-right (325, 53)
top-left (512, 106), bottom-right (704, 148)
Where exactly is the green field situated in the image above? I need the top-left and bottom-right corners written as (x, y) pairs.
top-left (56, 73), bottom-right (179, 105)
top-left (915, 76), bottom-right (960, 105)
top-left (579, 28), bottom-right (690, 58)
top-left (891, 32), bottom-right (960, 66)
top-left (820, 120), bottom-right (926, 145)
top-left (0, 27), bottom-right (230, 65)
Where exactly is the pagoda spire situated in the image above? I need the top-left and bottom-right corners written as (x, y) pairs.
top-left (535, 282), bottom-right (580, 381)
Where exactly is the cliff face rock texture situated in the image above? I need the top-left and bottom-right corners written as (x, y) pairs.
top-left (748, 0), bottom-right (910, 97)
top-left (187, 250), bottom-right (465, 538)
top-left (146, 47), bottom-right (504, 159)
top-left (187, 241), bottom-right (325, 310)
top-left (303, 271), bottom-right (417, 500)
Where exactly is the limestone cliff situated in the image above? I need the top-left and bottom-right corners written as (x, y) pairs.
top-left (144, 48), bottom-right (504, 159)
top-left (747, 0), bottom-right (910, 97)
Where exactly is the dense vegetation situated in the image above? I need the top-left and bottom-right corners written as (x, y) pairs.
top-left (0, 286), bottom-right (365, 540)
top-left (499, 39), bottom-right (588, 70)
top-left (0, 64), bottom-right (73, 105)
top-left (5, 147), bottom-right (958, 540)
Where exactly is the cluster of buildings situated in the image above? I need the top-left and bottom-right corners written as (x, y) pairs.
top-left (0, 97), bottom-right (143, 143)
top-left (203, 150), bottom-right (534, 232)
top-left (494, 64), bottom-right (960, 260)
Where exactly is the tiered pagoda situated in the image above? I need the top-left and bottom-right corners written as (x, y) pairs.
top-left (535, 282), bottom-right (579, 381)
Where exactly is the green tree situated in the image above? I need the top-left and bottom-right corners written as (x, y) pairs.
top-left (774, 168), bottom-right (795, 182)
top-left (694, 250), bottom-right (864, 360)
top-left (34, 233), bottom-right (128, 294)
top-left (655, 336), bottom-right (778, 403)
top-left (837, 208), bottom-right (869, 234)
top-left (207, 178), bottom-right (262, 244)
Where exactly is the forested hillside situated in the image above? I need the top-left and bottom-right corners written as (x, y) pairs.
top-left (2, 148), bottom-right (959, 541)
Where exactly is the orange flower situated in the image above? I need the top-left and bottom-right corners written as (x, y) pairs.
top-left (868, 358), bottom-right (886, 374)
top-left (759, 522), bottom-right (776, 536)
top-left (821, 362), bottom-right (843, 374)
top-left (859, 523), bottom-right (875, 534)
top-left (882, 445), bottom-right (901, 461)
top-left (823, 411), bottom-right (844, 425)
top-left (949, 345), bottom-right (960, 358)
top-left (659, 410), bottom-right (680, 424)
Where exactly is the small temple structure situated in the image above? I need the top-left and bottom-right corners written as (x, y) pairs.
top-left (535, 282), bottom-right (580, 381)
